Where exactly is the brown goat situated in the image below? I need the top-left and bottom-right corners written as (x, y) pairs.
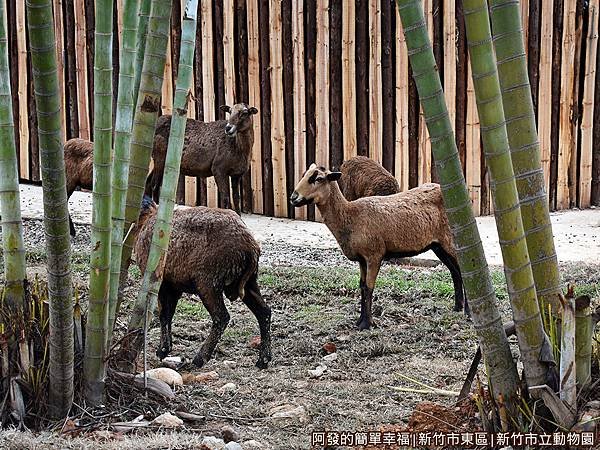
top-left (338, 156), bottom-right (400, 200)
top-left (133, 197), bottom-right (271, 368)
top-left (64, 138), bottom-right (94, 237)
top-left (145, 103), bottom-right (258, 214)
top-left (290, 164), bottom-right (465, 330)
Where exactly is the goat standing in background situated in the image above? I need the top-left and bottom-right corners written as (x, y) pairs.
top-left (145, 103), bottom-right (258, 214)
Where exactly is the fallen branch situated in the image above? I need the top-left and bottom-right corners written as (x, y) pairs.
top-left (387, 385), bottom-right (459, 397)
top-left (529, 384), bottom-right (576, 429)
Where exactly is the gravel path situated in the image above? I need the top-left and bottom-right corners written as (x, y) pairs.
top-left (18, 184), bottom-right (600, 266)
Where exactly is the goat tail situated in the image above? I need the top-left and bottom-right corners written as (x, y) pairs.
top-left (236, 248), bottom-right (260, 300)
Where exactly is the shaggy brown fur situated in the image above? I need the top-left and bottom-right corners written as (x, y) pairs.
top-left (64, 138), bottom-right (94, 237)
top-left (133, 199), bottom-right (271, 368)
top-left (290, 164), bottom-right (465, 330)
top-left (338, 156), bottom-right (400, 200)
top-left (145, 104), bottom-right (258, 213)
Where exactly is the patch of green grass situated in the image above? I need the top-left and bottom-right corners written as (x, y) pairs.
top-left (175, 298), bottom-right (208, 320)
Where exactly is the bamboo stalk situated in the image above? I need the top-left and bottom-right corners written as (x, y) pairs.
top-left (0, 0), bottom-right (27, 314)
top-left (462, 0), bottom-right (551, 387)
top-left (342, 0), bottom-right (357, 160)
top-left (26, 0), bottom-right (74, 418)
top-left (560, 293), bottom-right (576, 411)
top-left (395, 0), bottom-right (519, 417)
top-left (107, 0), bottom-right (141, 344)
top-left (128, 0), bottom-right (198, 363)
top-left (575, 295), bottom-right (592, 390)
top-left (579, 1), bottom-right (598, 207)
top-left (489, 0), bottom-right (563, 314)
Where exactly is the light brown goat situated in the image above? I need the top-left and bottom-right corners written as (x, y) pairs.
top-left (145, 103), bottom-right (258, 213)
top-left (64, 138), bottom-right (94, 237)
top-left (338, 156), bottom-right (400, 200)
top-left (290, 164), bottom-right (465, 330)
top-left (133, 197), bottom-right (272, 368)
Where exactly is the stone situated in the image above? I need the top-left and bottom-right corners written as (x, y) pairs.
top-left (221, 425), bottom-right (239, 443)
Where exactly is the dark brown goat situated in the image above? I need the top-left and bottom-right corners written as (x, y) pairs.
top-left (133, 198), bottom-right (271, 368)
top-left (338, 156), bottom-right (400, 200)
top-left (64, 138), bottom-right (94, 237)
top-left (145, 103), bottom-right (258, 213)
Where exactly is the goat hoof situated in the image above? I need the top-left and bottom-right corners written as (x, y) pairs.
top-left (255, 358), bottom-right (269, 369)
top-left (156, 347), bottom-right (170, 360)
top-left (192, 354), bottom-right (206, 368)
top-left (357, 319), bottom-right (373, 331)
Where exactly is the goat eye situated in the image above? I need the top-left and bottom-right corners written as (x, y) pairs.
top-left (315, 177), bottom-right (325, 183)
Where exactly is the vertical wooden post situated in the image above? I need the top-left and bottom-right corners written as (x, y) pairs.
top-left (369, 0), bottom-right (382, 163)
top-left (579, 0), bottom-right (599, 207)
top-left (201, 0), bottom-right (218, 207)
top-left (418, 0), bottom-right (432, 184)
top-left (538, 0), bottom-right (553, 194)
top-left (16, 0), bottom-right (29, 180)
top-left (259, 0), bottom-right (273, 216)
top-left (466, 61), bottom-right (481, 215)
top-left (315, 0), bottom-right (329, 169)
top-left (292, 0), bottom-right (306, 219)
top-left (329, 0), bottom-right (343, 169)
top-left (355, 0), bottom-right (369, 156)
top-left (247, 0), bottom-right (263, 213)
top-left (395, 6), bottom-right (409, 191)
top-left (53, 0), bottom-right (67, 143)
top-left (443, 0), bottom-right (455, 128)
top-left (342, 0), bottom-right (357, 160)
top-left (282, 0), bottom-right (295, 218)
top-left (269, 0), bottom-right (287, 217)
top-left (162, 34), bottom-right (173, 115)
top-left (380, 0), bottom-right (394, 172)
top-left (223, 0), bottom-right (236, 104)
top-left (557, 0), bottom-right (579, 209)
top-left (74, 0), bottom-right (90, 140)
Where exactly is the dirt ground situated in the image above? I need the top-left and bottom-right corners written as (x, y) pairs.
top-left (2, 218), bottom-right (599, 449)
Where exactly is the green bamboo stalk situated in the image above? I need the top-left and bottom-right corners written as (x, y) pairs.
top-left (462, 0), bottom-right (550, 387)
top-left (0, 0), bottom-right (26, 313)
top-left (132, 0), bottom-right (152, 110)
top-left (395, 0), bottom-right (519, 417)
top-left (126, 0), bottom-right (198, 361)
top-left (489, 0), bottom-right (562, 315)
top-left (83, 0), bottom-right (113, 406)
top-left (107, 0), bottom-right (141, 345)
top-left (117, 0), bottom-right (173, 325)
top-left (25, 0), bottom-right (74, 418)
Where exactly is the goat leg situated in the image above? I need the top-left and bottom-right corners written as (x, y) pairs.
top-left (231, 176), bottom-right (242, 215)
top-left (241, 276), bottom-right (272, 368)
top-left (193, 292), bottom-right (230, 367)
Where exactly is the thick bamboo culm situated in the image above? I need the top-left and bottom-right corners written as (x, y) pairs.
top-left (7, 0), bottom-right (599, 218)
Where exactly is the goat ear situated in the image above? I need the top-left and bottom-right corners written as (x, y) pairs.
top-left (326, 172), bottom-right (342, 182)
top-left (219, 105), bottom-right (231, 114)
top-left (248, 107), bottom-right (258, 115)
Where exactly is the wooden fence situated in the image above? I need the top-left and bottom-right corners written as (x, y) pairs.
top-left (7, 0), bottom-right (600, 219)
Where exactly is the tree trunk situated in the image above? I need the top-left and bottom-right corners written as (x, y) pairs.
top-left (462, 0), bottom-right (551, 387)
top-left (107, 0), bottom-right (141, 345)
top-left (83, 0), bottom-right (113, 406)
top-left (489, 0), bottom-right (562, 315)
top-left (395, 0), bottom-right (519, 418)
top-left (125, 0), bottom-right (198, 364)
top-left (119, 0), bottom-right (173, 328)
top-left (25, 0), bottom-right (74, 418)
